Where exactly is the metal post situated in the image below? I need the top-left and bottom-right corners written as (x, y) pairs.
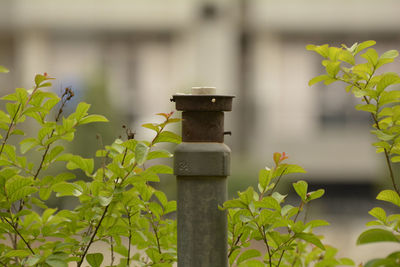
top-left (172, 87), bottom-right (234, 267)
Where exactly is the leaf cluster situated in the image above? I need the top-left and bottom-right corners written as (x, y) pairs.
top-left (222, 153), bottom-right (353, 267)
top-left (308, 40), bottom-right (400, 266)
top-left (0, 72), bottom-right (180, 266)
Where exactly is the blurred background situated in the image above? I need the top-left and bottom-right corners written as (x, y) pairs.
top-left (1, 0), bottom-right (400, 263)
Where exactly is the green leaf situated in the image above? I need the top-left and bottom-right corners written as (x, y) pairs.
top-left (86, 253), bottom-right (104, 267)
top-left (371, 130), bottom-right (395, 141)
top-left (369, 207), bottom-right (387, 222)
top-left (0, 65), bottom-right (9, 73)
top-left (376, 73), bottom-right (400, 94)
top-left (35, 74), bottom-right (46, 87)
top-left (45, 258), bottom-right (68, 267)
top-left (354, 40), bottom-right (376, 55)
top-left (355, 104), bottom-right (376, 114)
top-left (381, 50), bottom-right (399, 59)
top-left (305, 219), bottom-right (330, 229)
top-left (6, 176), bottom-right (33, 196)
top-left (361, 49), bottom-right (379, 66)
top-left (58, 154), bottom-right (94, 174)
top-left (146, 164), bottom-right (173, 174)
top-left (236, 249), bottom-right (261, 265)
top-left (142, 123), bottom-right (160, 132)
top-left (306, 44), bottom-right (329, 58)
top-left (153, 131), bottom-right (181, 144)
top-left (74, 102), bottom-right (90, 120)
top-left (258, 168), bottom-right (272, 191)
top-left (379, 91), bottom-right (400, 106)
top-left (308, 74), bottom-right (331, 86)
top-left (135, 142), bottom-right (149, 165)
top-left (293, 180), bottom-right (308, 201)
top-left (52, 182), bottom-right (83, 197)
top-left (326, 61), bottom-right (340, 77)
top-left (297, 233), bottom-right (325, 250)
top-left (79, 114), bottom-right (108, 125)
top-left (357, 228), bottom-right (399, 244)
top-left (338, 49), bottom-right (355, 65)
top-left (19, 138), bottom-right (39, 154)
top-left (4, 249), bottom-right (31, 258)
top-left (376, 190), bottom-right (400, 207)
top-left (146, 150), bottom-right (172, 160)
top-left (306, 189), bottom-right (325, 202)
top-left (46, 146), bottom-right (64, 163)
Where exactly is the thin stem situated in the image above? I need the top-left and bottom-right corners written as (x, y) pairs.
top-left (109, 236), bottom-right (115, 266)
top-left (275, 201), bottom-right (304, 267)
top-left (126, 210), bottom-right (132, 266)
top-left (148, 208), bottom-right (162, 254)
top-left (0, 103), bottom-right (22, 156)
top-left (338, 76), bottom-right (400, 195)
top-left (3, 217), bottom-right (35, 255)
top-left (77, 205), bottom-right (110, 267)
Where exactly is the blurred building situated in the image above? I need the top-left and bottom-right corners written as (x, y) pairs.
top-left (1, 0), bottom-right (400, 184)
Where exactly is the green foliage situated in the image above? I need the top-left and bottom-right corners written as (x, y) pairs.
top-left (222, 152), bottom-right (353, 266)
top-left (0, 72), bottom-right (180, 266)
top-left (308, 40), bottom-right (400, 266)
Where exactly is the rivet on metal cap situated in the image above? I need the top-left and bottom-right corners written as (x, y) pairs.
top-left (191, 87), bottom-right (217, 95)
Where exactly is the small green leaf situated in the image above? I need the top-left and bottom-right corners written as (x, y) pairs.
top-left (357, 228), bottom-right (399, 244)
top-left (377, 190), bottom-right (400, 207)
top-left (74, 102), bottom-right (91, 120)
top-left (135, 142), bottom-right (149, 165)
top-left (146, 150), bottom-right (172, 160)
top-left (153, 131), bottom-right (181, 144)
top-left (20, 138), bottom-right (38, 154)
top-left (4, 249), bottom-right (31, 258)
top-left (86, 253), bottom-right (104, 267)
top-left (361, 49), bottom-right (379, 66)
top-left (293, 180), bottom-right (308, 201)
top-left (308, 74), bottom-right (331, 86)
top-left (376, 73), bottom-right (400, 94)
top-left (355, 104), bottom-right (376, 114)
top-left (52, 182), bottom-right (83, 197)
top-left (0, 65), bottom-right (9, 73)
top-left (326, 61), bottom-right (341, 77)
top-left (236, 249), bottom-right (261, 265)
top-left (338, 49), bottom-right (355, 65)
top-left (297, 233), bottom-right (325, 250)
top-left (354, 40), bottom-right (376, 55)
top-left (79, 114), bottom-right (108, 125)
top-left (34, 74), bottom-right (46, 87)
top-left (381, 50), bottom-right (399, 59)
top-left (306, 189), bottom-right (325, 202)
top-left (369, 207), bottom-right (387, 223)
top-left (142, 123), bottom-right (160, 132)
top-left (306, 44), bottom-right (329, 58)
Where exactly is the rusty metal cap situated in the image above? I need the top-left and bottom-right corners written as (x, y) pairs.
top-left (172, 87), bottom-right (234, 112)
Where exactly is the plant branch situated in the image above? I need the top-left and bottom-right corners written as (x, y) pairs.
top-left (0, 103), bottom-right (21, 156)
top-left (77, 205), bottom-right (110, 267)
top-left (3, 217), bottom-right (35, 255)
top-left (338, 76), bottom-right (400, 195)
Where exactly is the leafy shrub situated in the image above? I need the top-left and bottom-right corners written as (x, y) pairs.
top-left (308, 40), bottom-right (400, 266)
top-left (0, 68), bottom-right (180, 266)
top-left (223, 152), bottom-right (353, 266)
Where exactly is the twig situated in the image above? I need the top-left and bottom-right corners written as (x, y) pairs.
top-left (77, 205), bottom-right (110, 267)
top-left (3, 217), bottom-right (35, 255)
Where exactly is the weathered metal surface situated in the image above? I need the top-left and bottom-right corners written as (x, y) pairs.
top-left (174, 142), bottom-right (231, 176)
top-left (171, 94), bottom-right (234, 112)
top-left (182, 111), bottom-right (225, 142)
top-left (173, 88), bottom-right (233, 267)
top-left (177, 176), bottom-right (228, 267)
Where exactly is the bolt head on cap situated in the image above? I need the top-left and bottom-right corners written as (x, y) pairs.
top-left (191, 87), bottom-right (216, 95)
